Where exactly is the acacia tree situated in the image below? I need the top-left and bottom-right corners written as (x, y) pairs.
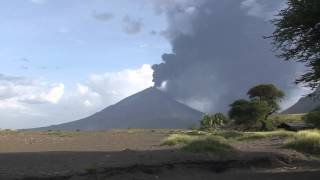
top-left (229, 99), bottom-right (270, 128)
top-left (247, 84), bottom-right (284, 120)
top-left (229, 84), bottom-right (284, 130)
top-left (270, 0), bottom-right (320, 88)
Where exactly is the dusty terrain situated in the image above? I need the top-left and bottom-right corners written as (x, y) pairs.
top-left (0, 129), bottom-right (319, 180)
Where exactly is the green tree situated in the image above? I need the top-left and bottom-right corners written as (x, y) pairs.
top-left (270, 0), bottom-right (320, 89)
top-left (303, 107), bottom-right (320, 127)
top-left (200, 113), bottom-right (229, 130)
top-left (247, 84), bottom-right (284, 120)
top-left (229, 99), bottom-right (271, 128)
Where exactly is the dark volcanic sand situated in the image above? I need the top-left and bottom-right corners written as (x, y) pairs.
top-left (0, 129), bottom-right (319, 180)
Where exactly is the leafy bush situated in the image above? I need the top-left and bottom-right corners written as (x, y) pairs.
top-left (303, 107), bottom-right (320, 128)
top-left (263, 119), bottom-right (276, 131)
top-left (200, 113), bottom-right (229, 131)
top-left (182, 136), bottom-right (234, 153)
top-left (229, 99), bottom-right (271, 129)
top-left (285, 130), bottom-right (320, 155)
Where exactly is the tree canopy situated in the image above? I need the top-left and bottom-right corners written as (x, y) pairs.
top-left (229, 84), bottom-right (284, 130)
top-left (229, 99), bottom-right (270, 126)
top-left (270, 0), bottom-right (320, 88)
top-left (247, 84), bottom-right (284, 118)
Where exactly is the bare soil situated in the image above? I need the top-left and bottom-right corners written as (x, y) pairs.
top-left (0, 129), bottom-right (319, 180)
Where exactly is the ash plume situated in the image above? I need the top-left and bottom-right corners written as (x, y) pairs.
top-left (152, 0), bottom-right (301, 113)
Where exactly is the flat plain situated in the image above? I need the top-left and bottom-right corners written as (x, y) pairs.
top-left (0, 129), bottom-right (320, 180)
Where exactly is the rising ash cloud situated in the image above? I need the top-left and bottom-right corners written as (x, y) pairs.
top-left (152, 0), bottom-right (301, 113)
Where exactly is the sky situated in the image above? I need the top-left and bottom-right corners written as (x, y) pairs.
top-left (0, 0), bottom-right (311, 129)
top-left (0, 0), bottom-right (172, 129)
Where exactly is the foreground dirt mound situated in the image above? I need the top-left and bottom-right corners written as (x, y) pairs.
top-left (1, 150), bottom-right (320, 180)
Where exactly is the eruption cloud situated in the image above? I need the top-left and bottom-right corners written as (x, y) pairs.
top-left (152, 0), bottom-right (301, 113)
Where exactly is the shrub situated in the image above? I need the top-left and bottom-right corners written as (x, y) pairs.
top-left (200, 113), bottom-right (229, 131)
top-left (303, 107), bottom-right (320, 128)
top-left (229, 99), bottom-right (271, 130)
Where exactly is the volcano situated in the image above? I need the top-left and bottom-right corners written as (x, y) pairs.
top-left (284, 88), bottom-right (320, 114)
top-left (34, 87), bottom-right (204, 131)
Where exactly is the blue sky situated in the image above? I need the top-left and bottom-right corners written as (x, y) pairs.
top-left (0, 0), bottom-right (172, 128)
top-left (0, 0), bottom-right (169, 83)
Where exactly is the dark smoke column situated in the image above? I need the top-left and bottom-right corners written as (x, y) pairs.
top-left (152, 0), bottom-right (300, 113)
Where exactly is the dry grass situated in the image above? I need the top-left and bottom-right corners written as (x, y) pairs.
top-left (182, 136), bottom-right (234, 153)
top-left (269, 113), bottom-right (305, 126)
top-left (161, 134), bottom-right (199, 146)
top-left (237, 130), bottom-right (296, 141)
top-left (285, 130), bottom-right (320, 155)
top-left (46, 131), bottom-right (78, 137)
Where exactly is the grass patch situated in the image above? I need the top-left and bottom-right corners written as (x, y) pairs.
top-left (237, 130), bottom-right (295, 141)
top-left (183, 130), bottom-right (210, 136)
top-left (269, 113), bottom-right (305, 126)
top-left (210, 130), bottom-right (295, 141)
top-left (46, 131), bottom-right (76, 137)
top-left (161, 134), bottom-right (198, 146)
top-left (182, 136), bottom-right (234, 153)
top-left (285, 130), bottom-right (320, 155)
top-left (212, 130), bottom-right (244, 140)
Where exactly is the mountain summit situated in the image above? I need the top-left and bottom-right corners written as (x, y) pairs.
top-left (35, 87), bottom-right (203, 131)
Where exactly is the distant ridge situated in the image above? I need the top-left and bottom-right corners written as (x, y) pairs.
top-left (284, 88), bottom-right (320, 114)
top-left (32, 87), bottom-right (204, 131)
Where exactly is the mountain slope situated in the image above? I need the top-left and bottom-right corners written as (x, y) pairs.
top-left (34, 87), bottom-right (204, 131)
top-left (284, 88), bottom-right (320, 114)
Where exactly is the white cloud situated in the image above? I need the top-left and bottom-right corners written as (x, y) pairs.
top-left (77, 84), bottom-right (90, 95)
top-left (0, 65), bottom-right (154, 129)
top-left (45, 84), bottom-right (64, 104)
top-left (87, 64), bottom-right (154, 105)
top-left (0, 74), bottom-right (64, 105)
